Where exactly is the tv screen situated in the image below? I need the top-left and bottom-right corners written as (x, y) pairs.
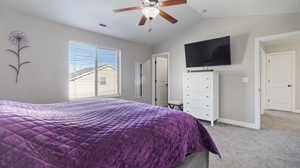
top-left (184, 36), bottom-right (231, 67)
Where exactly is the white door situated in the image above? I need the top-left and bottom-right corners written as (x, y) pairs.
top-left (266, 52), bottom-right (295, 111)
top-left (155, 56), bottom-right (168, 107)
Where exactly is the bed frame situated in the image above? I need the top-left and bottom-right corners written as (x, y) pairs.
top-left (177, 151), bottom-right (209, 168)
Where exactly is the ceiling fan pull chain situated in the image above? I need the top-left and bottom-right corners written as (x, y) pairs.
top-left (148, 18), bottom-right (153, 32)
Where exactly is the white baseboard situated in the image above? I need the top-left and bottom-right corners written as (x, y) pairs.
top-left (218, 118), bottom-right (258, 129)
top-left (293, 109), bottom-right (300, 113)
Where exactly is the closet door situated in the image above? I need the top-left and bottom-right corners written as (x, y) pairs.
top-left (266, 52), bottom-right (295, 111)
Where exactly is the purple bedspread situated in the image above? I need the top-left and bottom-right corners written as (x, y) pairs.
top-left (0, 98), bottom-right (219, 168)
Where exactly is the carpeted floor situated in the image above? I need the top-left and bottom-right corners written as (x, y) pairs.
top-left (203, 111), bottom-right (300, 168)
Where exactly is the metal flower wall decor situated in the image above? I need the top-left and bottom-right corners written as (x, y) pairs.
top-left (6, 31), bottom-right (32, 83)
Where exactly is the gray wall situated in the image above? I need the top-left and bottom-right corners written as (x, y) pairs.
top-left (0, 8), bottom-right (152, 104)
top-left (153, 13), bottom-right (300, 123)
top-left (264, 40), bottom-right (300, 109)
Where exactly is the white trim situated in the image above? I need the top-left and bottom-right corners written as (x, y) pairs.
top-left (70, 94), bottom-right (121, 102)
top-left (218, 118), bottom-right (258, 129)
top-left (260, 47), bottom-right (267, 115)
top-left (152, 52), bottom-right (170, 105)
top-left (254, 38), bottom-right (261, 130)
top-left (294, 109), bottom-right (300, 113)
top-left (291, 51), bottom-right (296, 113)
top-left (255, 31), bottom-right (300, 42)
top-left (118, 49), bottom-right (122, 97)
top-left (152, 57), bottom-right (155, 105)
top-left (254, 30), bottom-right (300, 130)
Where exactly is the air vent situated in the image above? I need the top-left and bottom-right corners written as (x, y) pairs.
top-left (99, 24), bottom-right (107, 28)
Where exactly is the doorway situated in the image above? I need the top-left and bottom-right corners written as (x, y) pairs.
top-left (152, 53), bottom-right (169, 107)
top-left (254, 31), bottom-right (300, 129)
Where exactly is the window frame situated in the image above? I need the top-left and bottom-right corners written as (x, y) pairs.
top-left (69, 41), bottom-right (122, 100)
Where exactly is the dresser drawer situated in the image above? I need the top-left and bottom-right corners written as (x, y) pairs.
top-left (184, 100), bottom-right (212, 110)
top-left (184, 101), bottom-right (212, 109)
top-left (183, 93), bottom-right (212, 102)
top-left (184, 73), bottom-right (213, 81)
top-left (184, 107), bottom-right (212, 120)
top-left (184, 75), bottom-right (211, 83)
top-left (184, 83), bottom-right (211, 93)
top-left (184, 77), bottom-right (211, 84)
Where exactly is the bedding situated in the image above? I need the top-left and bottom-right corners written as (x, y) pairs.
top-left (0, 98), bottom-right (219, 168)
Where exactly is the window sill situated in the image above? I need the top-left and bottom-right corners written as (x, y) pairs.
top-left (69, 94), bottom-right (121, 102)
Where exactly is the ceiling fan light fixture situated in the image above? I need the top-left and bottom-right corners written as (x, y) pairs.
top-left (142, 7), bottom-right (159, 19)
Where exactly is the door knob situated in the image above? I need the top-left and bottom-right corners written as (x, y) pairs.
top-left (288, 85), bottom-right (292, 87)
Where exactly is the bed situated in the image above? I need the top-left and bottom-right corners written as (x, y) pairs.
top-left (0, 98), bottom-right (219, 168)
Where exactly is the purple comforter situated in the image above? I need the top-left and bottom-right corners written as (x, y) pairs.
top-left (0, 98), bottom-right (219, 168)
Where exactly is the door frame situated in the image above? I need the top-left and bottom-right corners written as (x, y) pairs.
top-left (152, 52), bottom-right (170, 105)
top-left (254, 30), bottom-right (300, 129)
top-left (262, 51), bottom-right (296, 112)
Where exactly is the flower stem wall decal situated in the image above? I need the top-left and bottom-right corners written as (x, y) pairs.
top-left (6, 31), bottom-right (31, 83)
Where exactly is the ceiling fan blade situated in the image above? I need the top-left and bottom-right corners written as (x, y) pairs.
top-left (113, 7), bottom-right (141, 13)
top-left (159, 10), bottom-right (178, 24)
top-left (138, 15), bottom-right (147, 26)
top-left (159, 0), bottom-right (187, 7)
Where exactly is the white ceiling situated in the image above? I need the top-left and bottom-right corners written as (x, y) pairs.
top-left (1, 0), bottom-right (300, 45)
top-left (190, 0), bottom-right (300, 18)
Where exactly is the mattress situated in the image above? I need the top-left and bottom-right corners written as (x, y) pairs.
top-left (0, 98), bottom-right (219, 168)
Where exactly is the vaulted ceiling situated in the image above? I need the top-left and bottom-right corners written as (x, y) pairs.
top-left (1, 0), bottom-right (299, 45)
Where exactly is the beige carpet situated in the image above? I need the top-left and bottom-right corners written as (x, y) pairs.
top-left (204, 111), bottom-right (300, 168)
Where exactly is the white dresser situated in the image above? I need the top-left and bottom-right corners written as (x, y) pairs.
top-left (183, 71), bottom-right (219, 126)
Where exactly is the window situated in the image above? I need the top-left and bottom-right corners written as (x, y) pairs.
top-left (99, 77), bottom-right (107, 86)
top-left (69, 42), bottom-right (120, 99)
top-left (97, 49), bottom-right (119, 96)
top-left (135, 63), bottom-right (143, 98)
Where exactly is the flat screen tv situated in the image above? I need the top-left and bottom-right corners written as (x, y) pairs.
top-left (184, 36), bottom-right (231, 67)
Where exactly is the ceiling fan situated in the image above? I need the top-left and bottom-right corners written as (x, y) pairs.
top-left (113, 0), bottom-right (187, 26)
